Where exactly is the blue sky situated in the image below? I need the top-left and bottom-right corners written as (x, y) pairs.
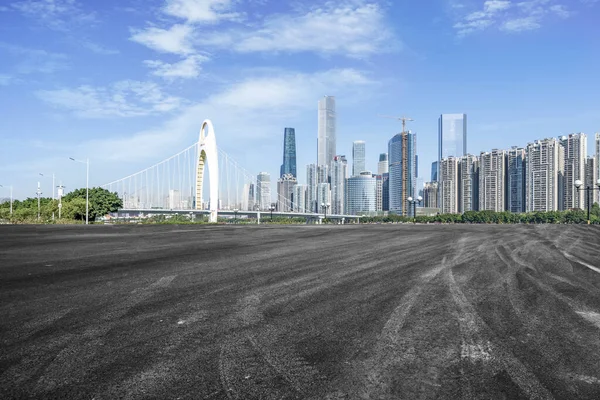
top-left (1, 0), bottom-right (599, 200)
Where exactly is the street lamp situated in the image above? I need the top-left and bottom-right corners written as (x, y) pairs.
top-left (407, 196), bottom-right (423, 224)
top-left (39, 173), bottom-right (56, 200)
top-left (574, 179), bottom-right (600, 224)
top-left (269, 205), bottom-right (275, 221)
top-left (0, 185), bottom-right (13, 215)
top-left (70, 157), bottom-right (89, 225)
top-left (321, 202), bottom-right (331, 221)
top-left (233, 208), bottom-right (239, 224)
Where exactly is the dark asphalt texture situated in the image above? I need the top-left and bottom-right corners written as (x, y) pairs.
top-left (1, 224), bottom-right (600, 399)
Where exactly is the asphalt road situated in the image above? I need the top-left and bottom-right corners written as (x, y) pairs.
top-left (1, 224), bottom-right (600, 399)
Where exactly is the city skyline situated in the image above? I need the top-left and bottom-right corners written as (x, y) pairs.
top-left (1, 0), bottom-right (599, 200)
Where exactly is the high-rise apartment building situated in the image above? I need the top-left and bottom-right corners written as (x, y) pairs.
top-left (242, 183), bottom-right (255, 211)
top-left (507, 147), bottom-right (526, 213)
top-left (317, 96), bottom-right (336, 178)
top-left (317, 182), bottom-right (331, 213)
top-left (378, 153), bottom-right (389, 175)
top-left (317, 165), bottom-right (329, 185)
top-left (458, 154), bottom-right (479, 213)
top-left (388, 131), bottom-right (417, 215)
top-left (256, 172), bottom-right (271, 211)
top-left (560, 133), bottom-right (587, 210)
top-left (306, 164), bottom-right (317, 213)
top-left (440, 157), bottom-right (459, 214)
top-left (330, 155), bottom-right (348, 215)
top-left (352, 141), bottom-right (366, 176)
top-left (438, 114), bottom-right (467, 176)
top-left (293, 185), bottom-right (308, 213)
top-left (168, 189), bottom-right (181, 209)
top-left (423, 182), bottom-right (439, 209)
top-left (375, 175), bottom-right (383, 212)
top-left (526, 138), bottom-right (564, 212)
top-left (584, 156), bottom-right (598, 209)
top-left (280, 128), bottom-right (297, 178)
top-left (479, 150), bottom-right (506, 212)
top-left (277, 174), bottom-right (297, 212)
top-left (347, 172), bottom-right (376, 215)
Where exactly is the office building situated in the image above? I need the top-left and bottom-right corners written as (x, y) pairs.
top-left (458, 154), bottom-right (479, 213)
top-left (479, 150), bottom-right (506, 212)
top-left (526, 138), bottom-right (564, 212)
top-left (560, 133), bottom-right (586, 210)
top-left (317, 96), bottom-right (336, 178)
top-left (317, 182), bottom-right (331, 213)
top-left (388, 130), bottom-right (417, 215)
top-left (277, 174), bottom-right (297, 212)
top-left (584, 156), bottom-right (597, 209)
top-left (438, 114), bottom-right (467, 180)
top-left (256, 172), bottom-right (271, 211)
top-left (440, 157), bottom-right (459, 214)
top-left (306, 164), bottom-right (317, 213)
top-left (293, 184), bottom-right (308, 213)
top-left (431, 161), bottom-right (438, 182)
top-left (378, 153), bottom-right (389, 175)
top-left (352, 141), bottom-right (366, 176)
top-left (423, 182), bottom-right (439, 209)
top-left (375, 174), bottom-right (383, 211)
top-left (507, 147), bottom-right (526, 213)
top-left (330, 155), bottom-right (348, 215)
top-left (280, 128), bottom-right (297, 178)
top-left (347, 172), bottom-right (377, 215)
top-left (382, 173), bottom-right (389, 211)
top-left (168, 189), bottom-right (181, 209)
top-left (242, 183), bottom-right (255, 211)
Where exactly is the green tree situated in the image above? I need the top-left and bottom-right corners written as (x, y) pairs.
top-left (61, 198), bottom-right (87, 221)
top-left (63, 187), bottom-right (122, 221)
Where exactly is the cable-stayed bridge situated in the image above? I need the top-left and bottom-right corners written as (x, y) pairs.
top-left (101, 120), bottom-right (359, 223)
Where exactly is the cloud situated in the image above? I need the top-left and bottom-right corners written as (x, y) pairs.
top-left (130, 24), bottom-right (195, 55)
top-left (144, 54), bottom-right (209, 80)
top-left (36, 80), bottom-right (183, 118)
top-left (0, 43), bottom-right (69, 74)
top-left (454, 0), bottom-right (574, 36)
top-left (81, 41), bottom-right (120, 55)
top-left (0, 74), bottom-right (13, 85)
top-left (163, 0), bottom-right (240, 23)
top-left (10, 0), bottom-right (96, 31)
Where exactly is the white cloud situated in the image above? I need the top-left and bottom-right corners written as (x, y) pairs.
top-left (36, 80), bottom-right (183, 118)
top-left (144, 54), bottom-right (209, 80)
top-left (81, 41), bottom-right (120, 55)
top-left (0, 43), bottom-right (69, 74)
top-left (454, 0), bottom-right (573, 36)
top-left (163, 0), bottom-right (240, 23)
top-left (10, 0), bottom-right (96, 31)
top-left (130, 24), bottom-right (195, 55)
top-left (0, 74), bottom-right (13, 85)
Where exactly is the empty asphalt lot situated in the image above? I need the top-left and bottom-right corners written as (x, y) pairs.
top-left (1, 224), bottom-right (600, 399)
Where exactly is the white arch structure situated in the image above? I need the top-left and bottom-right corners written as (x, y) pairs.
top-left (196, 119), bottom-right (219, 222)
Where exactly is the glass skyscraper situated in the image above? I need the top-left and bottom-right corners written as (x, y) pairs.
top-left (317, 96), bottom-right (336, 177)
top-left (388, 131), bottom-right (417, 216)
top-left (280, 127), bottom-right (297, 178)
top-left (347, 172), bottom-right (377, 215)
top-left (438, 114), bottom-right (467, 169)
top-left (352, 141), bottom-right (366, 176)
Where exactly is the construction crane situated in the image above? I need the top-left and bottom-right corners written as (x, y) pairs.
top-left (379, 115), bottom-right (414, 133)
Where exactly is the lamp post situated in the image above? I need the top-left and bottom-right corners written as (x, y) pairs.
top-left (70, 157), bottom-right (89, 225)
top-left (39, 173), bottom-right (57, 220)
top-left (36, 182), bottom-right (42, 221)
top-left (407, 196), bottom-right (423, 224)
top-left (321, 202), bottom-right (331, 221)
top-left (0, 185), bottom-right (13, 215)
top-left (574, 179), bottom-right (600, 224)
top-left (269, 205), bottom-right (275, 222)
top-left (233, 208), bottom-right (239, 224)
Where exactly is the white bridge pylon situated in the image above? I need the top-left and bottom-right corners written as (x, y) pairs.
top-left (196, 119), bottom-right (219, 223)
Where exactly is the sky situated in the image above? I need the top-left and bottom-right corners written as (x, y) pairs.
top-left (0, 0), bottom-right (599, 200)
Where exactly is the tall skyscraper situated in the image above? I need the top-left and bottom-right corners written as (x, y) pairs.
top-left (382, 173), bottom-right (390, 211)
top-left (277, 174), bottom-right (297, 212)
top-left (526, 138), bottom-right (564, 212)
top-left (458, 154), bottom-right (479, 213)
top-left (423, 182), bottom-right (439, 209)
top-left (168, 189), bottom-right (181, 209)
top-left (256, 172), bottom-right (271, 211)
top-left (280, 128), bottom-right (297, 178)
top-left (431, 161), bottom-right (438, 182)
top-left (375, 174), bottom-right (383, 212)
top-left (306, 164), bottom-right (318, 213)
top-left (347, 172), bottom-right (377, 215)
top-left (596, 133), bottom-right (600, 185)
top-left (317, 182), bottom-right (331, 213)
top-left (438, 114), bottom-right (467, 179)
top-left (317, 96), bottom-right (336, 178)
top-left (352, 141), bottom-right (366, 176)
top-left (293, 185), bottom-right (308, 213)
top-left (378, 153), bottom-right (389, 175)
top-left (560, 133), bottom-right (587, 210)
top-left (330, 155), bottom-right (348, 215)
top-left (584, 156), bottom-right (597, 209)
top-left (242, 183), bottom-right (255, 211)
top-left (507, 147), bottom-right (526, 213)
top-left (388, 131), bottom-right (417, 215)
top-left (317, 165), bottom-right (329, 185)
top-left (440, 157), bottom-right (459, 214)
top-left (479, 150), bottom-right (506, 212)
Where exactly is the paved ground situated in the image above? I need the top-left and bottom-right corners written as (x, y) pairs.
top-left (1, 224), bottom-right (600, 399)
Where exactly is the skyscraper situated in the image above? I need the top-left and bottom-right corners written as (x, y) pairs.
top-left (317, 96), bottom-right (336, 178)
top-left (306, 164), bottom-right (318, 213)
top-left (479, 150), bottom-right (506, 212)
top-left (440, 157), bottom-right (459, 214)
top-left (378, 153), bottom-right (389, 175)
top-left (330, 155), bottom-right (348, 215)
top-left (277, 174), bottom-right (297, 212)
top-left (280, 128), bottom-right (297, 178)
top-left (526, 138), bottom-right (564, 212)
top-left (317, 182), bottom-right (331, 213)
top-left (293, 185), bottom-right (308, 213)
top-left (423, 182), bottom-right (439, 209)
top-left (352, 141), bottom-right (366, 176)
top-left (431, 161), bottom-right (438, 182)
top-left (388, 131), bottom-right (417, 215)
top-left (375, 174), bottom-right (383, 212)
top-left (507, 147), bottom-right (526, 213)
top-left (584, 156), bottom-right (597, 209)
top-left (347, 172), bottom-right (377, 215)
top-left (382, 173), bottom-right (389, 211)
top-left (242, 183), bottom-right (255, 211)
top-left (256, 172), bottom-right (271, 211)
top-left (560, 133), bottom-right (586, 210)
top-left (458, 154), bottom-right (479, 213)
top-left (438, 114), bottom-right (467, 178)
